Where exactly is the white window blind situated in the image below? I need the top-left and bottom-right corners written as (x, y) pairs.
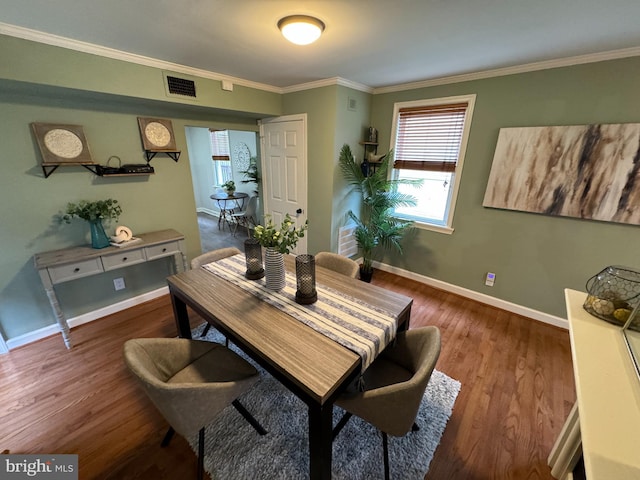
top-left (394, 103), bottom-right (468, 173)
top-left (210, 130), bottom-right (230, 160)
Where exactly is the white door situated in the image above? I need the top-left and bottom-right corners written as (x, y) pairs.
top-left (259, 114), bottom-right (308, 254)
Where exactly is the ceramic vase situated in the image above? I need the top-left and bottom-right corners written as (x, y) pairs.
top-left (89, 219), bottom-right (110, 249)
top-left (265, 247), bottom-right (285, 291)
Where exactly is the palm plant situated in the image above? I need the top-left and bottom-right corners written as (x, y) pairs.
top-left (339, 144), bottom-right (421, 280)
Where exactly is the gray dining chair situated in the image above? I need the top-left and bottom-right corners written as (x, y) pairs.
top-left (332, 326), bottom-right (441, 480)
top-left (123, 338), bottom-right (266, 480)
top-left (230, 195), bottom-right (259, 237)
top-left (315, 251), bottom-right (359, 278)
top-left (191, 247), bottom-right (242, 339)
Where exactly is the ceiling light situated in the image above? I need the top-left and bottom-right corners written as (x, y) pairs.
top-left (278, 15), bottom-right (325, 45)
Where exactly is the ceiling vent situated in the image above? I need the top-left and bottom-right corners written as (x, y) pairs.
top-left (166, 75), bottom-right (196, 98)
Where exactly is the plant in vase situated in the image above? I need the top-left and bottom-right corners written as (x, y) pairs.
top-left (253, 214), bottom-right (308, 290)
top-left (221, 180), bottom-right (236, 195)
top-left (239, 158), bottom-right (261, 196)
top-left (339, 144), bottom-right (420, 282)
top-left (62, 199), bottom-right (122, 249)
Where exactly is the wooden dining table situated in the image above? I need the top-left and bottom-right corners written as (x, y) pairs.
top-left (166, 255), bottom-right (413, 479)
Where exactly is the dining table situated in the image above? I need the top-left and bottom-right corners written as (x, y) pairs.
top-left (166, 254), bottom-right (413, 479)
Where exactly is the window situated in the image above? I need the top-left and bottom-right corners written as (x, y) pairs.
top-left (210, 130), bottom-right (232, 185)
top-left (390, 94), bottom-right (475, 233)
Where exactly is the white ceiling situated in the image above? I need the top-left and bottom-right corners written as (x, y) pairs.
top-left (2, 0), bottom-right (640, 91)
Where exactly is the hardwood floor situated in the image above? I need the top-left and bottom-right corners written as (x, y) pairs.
top-left (0, 269), bottom-right (575, 479)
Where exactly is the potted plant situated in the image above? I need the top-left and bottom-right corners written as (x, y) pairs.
top-left (62, 198), bottom-right (122, 249)
top-left (339, 144), bottom-right (420, 282)
top-left (222, 180), bottom-right (236, 195)
top-left (253, 214), bottom-right (308, 290)
top-left (240, 157), bottom-right (261, 196)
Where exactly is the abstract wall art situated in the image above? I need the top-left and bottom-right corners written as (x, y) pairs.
top-left (483, 124), bottom-right (640, 225)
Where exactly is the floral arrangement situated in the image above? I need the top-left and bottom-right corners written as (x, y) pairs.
top-left (253, 214), bottom-right (308, 254)
top-left (222, 180), bottom-right (236, 193)
top-left (62, 199), bottom-right (122, 223)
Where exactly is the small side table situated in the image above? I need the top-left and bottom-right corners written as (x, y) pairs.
top-left (210, 192), bottom-right (248, 230)
top-left (34, 229), bottom-right (187, 349)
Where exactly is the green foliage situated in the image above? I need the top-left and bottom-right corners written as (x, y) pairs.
top-left (62, 199), bottom-right (122, 223)
top-left (339, 144), bottom-right (421, 273)
top-left (240, 157), bottom-right (261, 196)
top-left (253, 214), bottom-right (308, 254)
top-left (222, 180), bottom-right (236, 192)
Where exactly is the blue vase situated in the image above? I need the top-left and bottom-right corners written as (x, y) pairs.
top-left (89, 219), bottom-right (110, 249)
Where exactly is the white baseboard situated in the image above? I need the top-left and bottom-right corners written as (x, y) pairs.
top-left (196, 207), bottom-right (219, 217)
top-left (372, 261), bottom-right (569, 330)
top-left (4, 287), bottom-right (169, 352)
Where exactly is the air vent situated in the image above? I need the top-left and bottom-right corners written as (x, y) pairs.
top-left (166, 75), bottom-right (196, 97)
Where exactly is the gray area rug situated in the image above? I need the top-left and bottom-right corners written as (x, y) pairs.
top-left (190, 325), bottom-right (461, 480)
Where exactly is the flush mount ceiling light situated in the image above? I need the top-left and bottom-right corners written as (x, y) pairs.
top-left (278, 15), bottom-right (325, 45)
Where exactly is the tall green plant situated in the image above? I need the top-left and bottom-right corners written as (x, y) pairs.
top-left (339, 144), bottom-right (420, 274)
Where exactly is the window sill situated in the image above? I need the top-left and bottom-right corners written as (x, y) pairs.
top-left (414, 222), bottom-right (454, 235)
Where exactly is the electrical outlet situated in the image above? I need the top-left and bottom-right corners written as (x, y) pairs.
top-left (485, 272), bottom-right (496, 287)
top-left (113, 277), bottom-right (126, 291)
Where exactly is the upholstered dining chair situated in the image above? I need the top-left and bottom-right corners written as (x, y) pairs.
top-left (230, 195), bottom-right (259, 237)
top-left (191, 247), bottom-right (242, 339)
top-left (123, 338), bottom-right (267, 480)
top-left (315, 251), bottom-right (359, 278)
top-left (332, 326), bottom-right (441, 480)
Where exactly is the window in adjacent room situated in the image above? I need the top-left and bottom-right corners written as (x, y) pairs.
top-left (390, 94), bottom-right (475, 233)
top-left (210, 129), bottom-right (232, 185)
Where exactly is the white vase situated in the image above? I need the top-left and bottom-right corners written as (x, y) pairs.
top-left (265, 247), bottom-right (285, 291)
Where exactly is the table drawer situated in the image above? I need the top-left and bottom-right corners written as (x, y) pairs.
top-left (48, 258), bottom-right (104, 284)
top-left (145, 241), bottom-right (181, 261)
top-left (101, 249), bottom-right (146, 271)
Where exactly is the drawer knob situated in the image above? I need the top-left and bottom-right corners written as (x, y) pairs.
top-left (162, 248), bottom-right (167, 252)
top-left (122, 257), bottom-right (127, 261)
top-left (74, 267), bottom-right (80, 272)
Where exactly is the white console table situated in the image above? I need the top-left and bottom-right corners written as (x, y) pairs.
top-left (34, 229), bottom-right (186, 349)
top-left (548, 289), bottom-right (640, 479)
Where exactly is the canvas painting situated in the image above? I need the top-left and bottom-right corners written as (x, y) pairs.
top-left (482, 124), bottom-right (640, 225)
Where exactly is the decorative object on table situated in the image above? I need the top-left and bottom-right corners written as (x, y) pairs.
top-left (483, 124), bottom-right (640, 226)
top-left (222, 180), bottom-right (236, 195)
top-left (253, 214), bottom-right (308, 291)
top-left (61, 199), bottom-right (122, 249)
top-left (109, 225), bottom-right (141, 247)
top-left (31, 122), bottom-right (96, 178)
top-left (339, 144), bottom-right (420, 282)
top-left (244, 239), bottom-right (265, 280)
top-left (367, 126), bottom-right (378, 143)
top-left (295, 254), bottom-right (317, 304)
top-left (583, 265), bottom-right (640, 325)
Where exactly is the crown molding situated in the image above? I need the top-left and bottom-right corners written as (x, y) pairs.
top-left (0, 22), bottom-right (282, 94)
top-left (373, 46), bottom-right (640, 94)
top-left (281, 77), bottom-right (373, 94)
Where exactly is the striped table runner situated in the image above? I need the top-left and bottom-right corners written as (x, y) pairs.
top-left (202, 254), bottom-right (398, 371)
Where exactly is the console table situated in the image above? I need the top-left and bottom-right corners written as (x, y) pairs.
top-left (548, 289), bottom-right (640, 479)
top-left (34, 229), bottom-right (186, 349)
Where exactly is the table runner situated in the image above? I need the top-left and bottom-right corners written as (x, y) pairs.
top-left (202, 254), bottom-right (398, 371)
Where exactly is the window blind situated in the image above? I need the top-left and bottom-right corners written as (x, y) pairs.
top-left (210, 129), bottom-right (230, 160)
top-left (394, 103), bottom-right (468, 172)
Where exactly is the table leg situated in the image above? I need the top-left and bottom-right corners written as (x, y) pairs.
top-left (171, 294), bottom-right (192, 339)
top-left (308, 402), bottom-right (333, 480)
top-left (38, 269), bottom-right (73, 349)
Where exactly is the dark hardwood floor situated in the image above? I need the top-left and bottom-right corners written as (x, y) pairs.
top-left (1, 268), bottom-right (575, 479)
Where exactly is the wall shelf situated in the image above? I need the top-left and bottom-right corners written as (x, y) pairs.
top-left (144, 150), bottom-right (181, 162)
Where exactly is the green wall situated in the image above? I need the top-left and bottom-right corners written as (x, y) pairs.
top-left (371, 56), bottom-right (640, 317)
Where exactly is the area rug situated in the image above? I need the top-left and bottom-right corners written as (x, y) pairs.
top-left (189, 325), bottom-right (461, 480)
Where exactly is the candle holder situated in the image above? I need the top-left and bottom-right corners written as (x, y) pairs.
top-left (295, 254), bottom-right (317, 304)
top-left (244, 239), bottom-right (265, 280)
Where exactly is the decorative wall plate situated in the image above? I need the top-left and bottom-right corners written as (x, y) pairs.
top-left (137, 117), bottom-right (177, 151)
top-left (31, 123), bottom-right (95, 165)
top-left (233, 142), bottom-right (251, 171)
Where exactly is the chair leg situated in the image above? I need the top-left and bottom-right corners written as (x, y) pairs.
top-left (331, 411), bottom-right (353, 440)
top-left (199, 323), bottom-right (211, 337)
top-left (197, 427), bottom-right (204, 480)
top-left (382, 431), bottom-right (390, 480)
top-left (232, 399), bottom-right (267, 435)
top-left (412, 422), bottom-right (420, 432)
top-left (160, 426), bottom-right (175, 447)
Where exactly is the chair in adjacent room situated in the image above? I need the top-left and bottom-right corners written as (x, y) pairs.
top-left (229, 195), bottom-right (259, 237)
top-left (315, 251), bottom-right (359, 278)
top-left (191, 247), bottom-right (242, 339)
top-left (123, 338), bottom-right (267, 480)
top-left (332, 326), bottom-right (441, 480)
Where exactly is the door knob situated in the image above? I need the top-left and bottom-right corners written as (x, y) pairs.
top-left (296, 208), bottom-right (302, 214)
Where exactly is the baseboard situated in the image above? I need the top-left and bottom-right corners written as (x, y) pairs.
top-left (372, 261), bottom-right (569, 330)
top-left (4, 287), bottom-right (169, 352)
top-left (196, 207), bottom-right (219, 217)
